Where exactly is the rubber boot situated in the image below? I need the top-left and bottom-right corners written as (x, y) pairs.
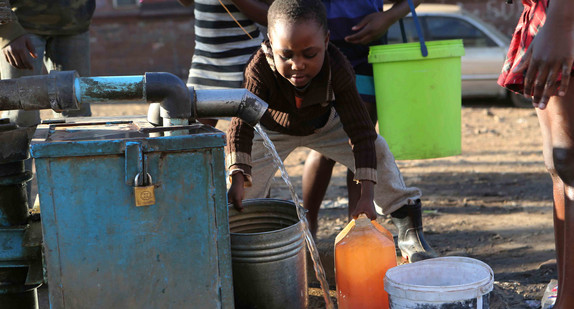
top-left (390, 200), bottom-right (438, 263)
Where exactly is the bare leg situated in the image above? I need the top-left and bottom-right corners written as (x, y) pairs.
top-left (535, 76), bottom-right (574, 308)
top-left (303, 154), bottom-right (362, 236)
top-left (346, 170), bottom-right (360, 219)
top-left (346, 99), bottom-right (377, 218)
top-left (302, 150), bottom-right (335, 238)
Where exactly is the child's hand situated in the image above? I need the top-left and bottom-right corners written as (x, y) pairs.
top-left (351, 180), bottom-right (377, 220)
top-left (228, 172), bottom-right (246, 211)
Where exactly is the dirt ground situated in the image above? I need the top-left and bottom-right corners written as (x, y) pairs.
top-left (254, 100), bottom-right (554, 308)
top-left (39, 100), bottom-right (555, 308)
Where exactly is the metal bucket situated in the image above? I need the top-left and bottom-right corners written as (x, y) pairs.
top-left (228, 199), bottom-right (307, 309)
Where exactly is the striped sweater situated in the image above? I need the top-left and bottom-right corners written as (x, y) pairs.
top-left (187, 0), bottom-right (264, 89)
top-left (226, 41), bottom-right (378, 182)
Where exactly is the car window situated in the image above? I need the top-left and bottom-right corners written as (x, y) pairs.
top-left (386, 18), bottom-right (420, 44)
top-left (386, 16), bottom-right (497, 48)
top-left (425, 16), bottom-right (497, 47)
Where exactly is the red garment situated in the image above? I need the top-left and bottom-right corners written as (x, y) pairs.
top-left (498, 0), bottom-right (573, 93)
top-left (295, 94), bottom-right (303, 109)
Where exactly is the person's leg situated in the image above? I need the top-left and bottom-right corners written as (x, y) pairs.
top-left (44, 31), bottom-right (91, 118)
top-left (302, 97), bottom-right (376, 237)
top-left (302, 150), bottom-right (336, 237)
top-left (535, 78), bottom-right (574, 308)
top-left (368, 135), bottom-right (437, 262)
top-left (346, 170), bottom-right (361, 218)
top-left (244, 126), bottom-right (299, 200)
top-left (306, 110), bottom-right (435, 261)
top-left (346, 97), bottom-right (378, 217)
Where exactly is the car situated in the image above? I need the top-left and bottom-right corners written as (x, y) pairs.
top-left (382, 4), bottom-right (531, 107)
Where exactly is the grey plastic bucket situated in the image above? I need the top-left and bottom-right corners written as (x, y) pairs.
top-left (384, 257), bottom-right (494, 308)
top-left (228, 199), bottom-right (308, 309)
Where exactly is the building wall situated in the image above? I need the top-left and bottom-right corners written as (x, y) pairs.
top-left (90, 0), bottom-right (195, 78)
top-left (89, 0), bottom-right (524, 78)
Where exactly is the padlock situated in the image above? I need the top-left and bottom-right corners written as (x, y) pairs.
top-left (134, 173), bottom-right (156, 207)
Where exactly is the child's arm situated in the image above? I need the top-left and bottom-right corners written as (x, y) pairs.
top-left (231, 0), bottom-right (270, 26)
top-left (226, 117), bottom-right (255, 211)
top-left (344, 0), bottom-right (423, 45)
top-left (228, 171), bottom-right (246, 211)
top-left (225, 49), bottom-right (270, 211)
top-left (512, 0), bottom-right (574, 109)
top-left (352, 180), bottom-right (377, 220)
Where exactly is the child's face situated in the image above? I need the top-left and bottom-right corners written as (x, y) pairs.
top-left (269, 19), bottom-right (329, 88)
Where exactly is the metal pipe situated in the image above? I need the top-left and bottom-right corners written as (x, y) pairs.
top-left (194, 89), bottom-right (268, 127)
top-left (75, 76), bottom-right (146, 104)
top-left (74, 72), bottom-right (192, 121)
top-left (145, 72), bottom-right (191, 120)
top-left (0, 71), bottom-right (78, 112)
top-left (0, 71), bottom-right (268, 126)
top-left (147, 88), bottom-right (269, 127)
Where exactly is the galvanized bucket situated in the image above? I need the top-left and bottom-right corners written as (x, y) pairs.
top-left (228, 199), bottom-right (307, 309)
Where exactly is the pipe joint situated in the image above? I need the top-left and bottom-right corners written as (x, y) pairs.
top-left (49, 70), bottom-right (79, 112)
top-left (144, 72), bottom-right (192, 119)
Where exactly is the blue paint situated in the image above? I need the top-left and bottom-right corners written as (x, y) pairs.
top-left (75, 76), bottom-right (146, 104)
top-left (0, 227), bottom-right (26, 263)
top-left (31, 116), bottom-right (233, 308)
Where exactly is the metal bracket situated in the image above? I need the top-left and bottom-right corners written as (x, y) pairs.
top-left (125, 141), bottom-right (147, 186)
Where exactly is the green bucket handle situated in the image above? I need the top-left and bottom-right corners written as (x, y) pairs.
top-left (406, 0), bottom-right (428, 57)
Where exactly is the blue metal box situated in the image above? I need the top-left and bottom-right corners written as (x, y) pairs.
top-left (30, 116), bottom-right (233, 308)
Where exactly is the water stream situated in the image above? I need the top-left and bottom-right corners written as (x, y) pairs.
top-left (255, 124), bottom-right (334, 309)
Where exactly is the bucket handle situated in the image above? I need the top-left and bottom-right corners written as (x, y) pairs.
top-left (406, 0), bottom-right (428, 57)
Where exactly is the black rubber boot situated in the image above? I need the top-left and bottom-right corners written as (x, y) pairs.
top-left (390, 200), bottom-right (438, 263)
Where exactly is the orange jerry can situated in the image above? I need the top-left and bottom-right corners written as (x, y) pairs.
top-left (335, 214), bottom-right (397, 309)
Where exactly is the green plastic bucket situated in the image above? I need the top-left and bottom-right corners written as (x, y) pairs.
top-left (368, 39), bottom-right (465, 160)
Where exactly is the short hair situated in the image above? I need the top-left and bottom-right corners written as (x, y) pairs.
top-left (268, 0), bottom-right (328, 35)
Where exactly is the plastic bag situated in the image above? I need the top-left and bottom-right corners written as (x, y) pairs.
top-left (541, 279), bottom-right (558, 309)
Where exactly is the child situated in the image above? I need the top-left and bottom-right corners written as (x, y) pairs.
top-left (226, 0), bottom-right (436, 262)
top-left (302, 0), bottom-right (432, 263)
top-left (498, 0), bottom-right (574, 307)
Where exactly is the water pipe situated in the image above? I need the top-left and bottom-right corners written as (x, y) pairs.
top-left (146, 88), bottom-right (269, 128)
top-left (0, 71), bottom-right (268, 127)
top-left (0, 70), bottom-right (78, 112)
top-left (75, 72), bottom-right (192, 127)
top-left (194, 88), bottom-right (268, 127)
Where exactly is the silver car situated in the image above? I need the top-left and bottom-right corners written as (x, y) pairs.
top-left (383, 4), bottom-right (530, 107)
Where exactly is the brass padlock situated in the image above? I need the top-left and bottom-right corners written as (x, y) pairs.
top-left (134, 173), bottom-right (155, 207)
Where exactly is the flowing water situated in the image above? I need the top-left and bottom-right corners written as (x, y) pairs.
top-left (255, 124), bottom-right (334, 309)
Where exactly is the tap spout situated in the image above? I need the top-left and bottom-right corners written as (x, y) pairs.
top-left (194, 89), bottom-right (268, 127)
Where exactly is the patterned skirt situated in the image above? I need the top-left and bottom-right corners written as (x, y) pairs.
top-left (497, 0), bottom-right (573, 92)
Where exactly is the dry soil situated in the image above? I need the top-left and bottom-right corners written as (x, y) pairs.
top-left (38, 100), bottom-right (555, 308)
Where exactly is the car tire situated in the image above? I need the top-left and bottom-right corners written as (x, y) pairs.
top-left (509, 91), bottom-right (533, 108)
